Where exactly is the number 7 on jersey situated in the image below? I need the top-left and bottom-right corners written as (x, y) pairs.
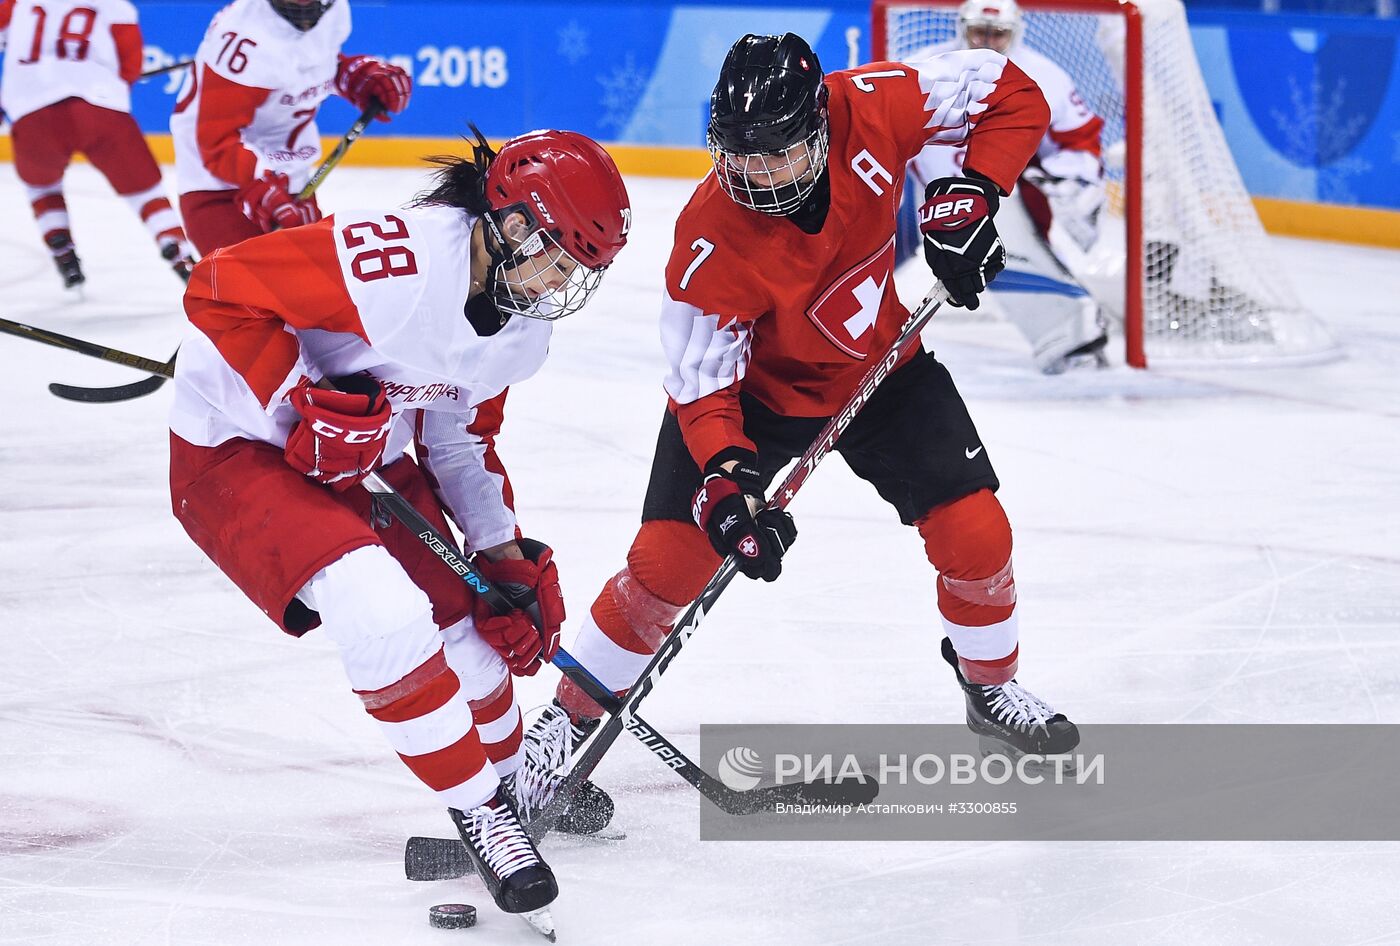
top-left (679, 238), bottom-right (715, 291)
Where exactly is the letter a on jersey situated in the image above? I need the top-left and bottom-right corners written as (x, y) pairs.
top-left (805, 235), bottom-right (897, 359)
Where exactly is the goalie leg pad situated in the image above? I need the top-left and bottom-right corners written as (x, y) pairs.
top-left (557, 520), bottom-right (719, 717)
top-left (992, 187), bottom-right (1108, 373)
top-left (917, 489), bottom-right (1020, 685)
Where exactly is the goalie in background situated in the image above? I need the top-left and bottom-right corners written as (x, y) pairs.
top-left (905, 0), bottom-right (1110, 374)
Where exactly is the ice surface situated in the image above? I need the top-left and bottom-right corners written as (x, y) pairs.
top-left (2, 163), bottom-right (1398, 945)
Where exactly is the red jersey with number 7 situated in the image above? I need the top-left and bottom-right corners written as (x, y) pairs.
top-left (659, 52), bottom-right (1049, 470)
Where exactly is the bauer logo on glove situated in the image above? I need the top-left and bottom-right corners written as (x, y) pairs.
top-left (919, 194), bottom-right (988, 231)
top-left (919, 174), bottom-right (1006, 309)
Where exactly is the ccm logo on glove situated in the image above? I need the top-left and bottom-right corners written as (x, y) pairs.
top-left (283, 376), bottom-right (392, 490)
top-left (307, 418), bottom-right (389, 444)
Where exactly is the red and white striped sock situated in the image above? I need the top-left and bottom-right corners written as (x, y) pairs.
top-left (306, 546), bottom-right (500, 811)
top-left (25, 182), bottom-right (72, 254)
top-left (468, 674), bottom-right (524, 780)
top-left (556, 520), bottom-right (717, 719)
top-left (917, 489), bottom-right (1021, 685)
top-left (355, 647), bottom-right (499, 810)
top-left (121, 182), bottom-right (189, 256)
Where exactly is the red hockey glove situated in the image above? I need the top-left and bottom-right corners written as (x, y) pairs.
top-left (919, 173), bottom-right (1005, 309)
top-left (692, 453), bottom-right (796, 582)
top-left (335, 54), bottom-right (412, 119)
top-left (283, 376), bottom-right (392, 490)
top-left (473, 539), bottom-right (565, 676)
top-left (237, 171), bottom-right (321, 233)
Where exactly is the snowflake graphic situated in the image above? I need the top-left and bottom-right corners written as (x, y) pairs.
top-left (1268, 74), bottom-right (1369, 167)
top-left (557, 21), bottom-right (590, 65)
top-left (1268, 74), bottom-right (1379, 203)
top-left (597, 54), bottom-right (655, 135)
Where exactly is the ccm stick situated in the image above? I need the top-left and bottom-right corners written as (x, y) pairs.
top-left (356, 471), bottom-right (864, 882)
top-left (487, 281), bottom-right (953, 853)
top-left (44, 102), bottom-right (386, 404)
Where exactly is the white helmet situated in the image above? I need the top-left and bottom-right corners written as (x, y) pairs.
top-left (957, 0), bottom-right (1023, 49)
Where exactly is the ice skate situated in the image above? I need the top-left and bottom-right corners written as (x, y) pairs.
top-left (160, 239), bottom-right (196, 283)
top-left (509, 700), bottom-right (615, 835)
top-left (448, 788), bottom-right (558, 939)
top-left (941, 637), bottom-right (1079, 759)
top-left (47, 231), bottom-right (85, 291)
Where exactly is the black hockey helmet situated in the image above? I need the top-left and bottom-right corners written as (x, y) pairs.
top-left (707, 33), bottom-right (830, 216)
top-left (268, 0), bottom-right (334, 31)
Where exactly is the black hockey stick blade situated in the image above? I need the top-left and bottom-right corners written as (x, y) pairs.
top-left (406, 835), bottom-right (473, 881)
top-left (48, 349), bottom-right (177, 403)
top-left (708, 774), bottom-right (880, 816)
top-left (49, 372), bottom-right (168, 402)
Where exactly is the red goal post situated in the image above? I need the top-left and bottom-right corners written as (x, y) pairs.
top-left (872, 0), bottom-right (1337, 368)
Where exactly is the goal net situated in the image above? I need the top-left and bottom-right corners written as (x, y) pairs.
top-left (874, 0), bottom-right (1338, 367)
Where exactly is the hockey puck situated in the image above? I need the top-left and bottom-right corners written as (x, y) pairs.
top-left (428, 903), bottom-right (477, 930)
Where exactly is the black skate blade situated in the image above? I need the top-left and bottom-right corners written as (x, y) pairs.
top-left (405, 831), bottom-right (624, 882)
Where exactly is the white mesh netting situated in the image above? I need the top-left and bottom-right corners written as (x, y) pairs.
top-left (879, 0), bottom-right (1338, 365)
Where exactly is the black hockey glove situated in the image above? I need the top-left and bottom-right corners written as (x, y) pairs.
top-left (918, 173), bottom-right (1006, 309)
top-left (691, 454), bottom-right (797, 582)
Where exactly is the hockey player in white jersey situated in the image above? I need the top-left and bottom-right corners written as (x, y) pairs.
top-left (167, 130), bottom-right (630, 937)
top-left (0, 0), bottom-right (196, 288)
top-left (908, 0), bottom-right (1110, 373)
top-left (170, 0), bottom-right (411, 255)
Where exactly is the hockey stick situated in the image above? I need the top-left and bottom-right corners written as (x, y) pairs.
top-left (44, 106), bottom-right (382, 404)
top-left (48, 350), bottom-right (177, 402)
top-left (140, 59), bottom-right (193, 80)
top-left (299, 100), bottom-right (384, 200)
top-left (526, 282), bottom-right (953, 843)
top-left (0, 316), bottom-right (177, 378)
top-left (358, 471), bottom-right (849, 827)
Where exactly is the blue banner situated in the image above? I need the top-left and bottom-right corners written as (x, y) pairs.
top-left (1188, 9), bottom-right (1400, 209)
top-left (26, 1), bottom-right (1400, 212)
top-left (129, 1), bottom-right (869, 143)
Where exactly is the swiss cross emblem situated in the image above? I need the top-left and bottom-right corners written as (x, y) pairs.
top-left (805, 235), bottom-right (896, 359)
top-left (739, 536), bottom-right (760, 558)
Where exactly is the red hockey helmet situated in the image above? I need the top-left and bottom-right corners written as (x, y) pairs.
top-left (482, 130), bottom-right (631, 319)
top-left (486, 131), bottom-right (630, 269)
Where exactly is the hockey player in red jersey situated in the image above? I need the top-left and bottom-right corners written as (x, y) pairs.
top-left (167, 130), bottom-right (629, 937)
top-left (544, 33), bottom-right (1080, 774)
top-left (0, 0), bottom-right (196, 289)
top-left (170, 0), bottom-right (412, 255)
